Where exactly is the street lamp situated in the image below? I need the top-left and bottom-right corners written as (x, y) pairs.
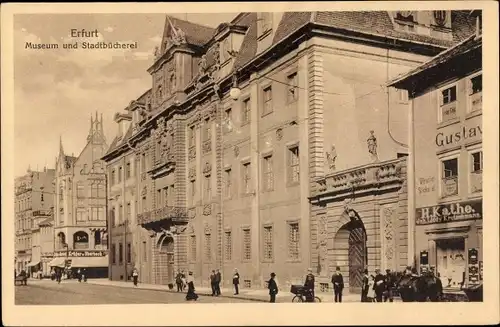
top-left (229, 71), bottom-right (241, 101)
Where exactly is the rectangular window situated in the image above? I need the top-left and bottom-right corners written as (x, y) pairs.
top-left (204, 233), bottom-right (211, 261)
top-left (441, 86), bottom-right (457, 105)
top-left (225, 168), bottom-right (232, 197)
top-left (142, 241), bottom-right (147, 262)
top-left (242, 98), bottom-right (251, 124)
top-left (76, 209), bottom-right (86, 222)
top-left (287, 72), bottom-right (298, 103)
top-left (126, 243), bottom-right (131, 263)
top-left (126, 202), bottom-right (131, 221)
top-left (224, 108), bottom-right (233, 133)
top-left (126, 162), bottom-right (131, 179)
top-left (119, 243), bottom-right (123, 264)
top-left (242, 162), bottom-right (251, 194)
top-left (242, 228), bottom-right (251, 260)
top-left (77, 183), bottom-right (84, 198)
top-left (190, 235), bottom-right (197, 262)
top-left (205, 175), bottom-right (212, 200)
top-left (469, 74), bottom-right (482, 112)
top-left (111, 170), bottom-right (116, 185)
top-left (111, 244), bottom-right (116, 264)
top-left (119, 204), bottom-right (123, 225)
top-left (263, 225), bottom-right (273, 261)
top-left (440, 85), bottom-right (457, 122)
top-left (263, 155), bottom-right (274, 191)
top-left (441, 158), bottom-right (459, 197)
top-left (470, 151), bottom-right (483, 193)
top-left (189, 125), bottom-right (195, 147)
top-left (288, 146), bottom-right (300, 184)
top-left (262, 86), bottom-right (273, 115)
top-left (224, 231), bottom-right (232, 261)
top-left (288, 222), bottom-right (300, 260)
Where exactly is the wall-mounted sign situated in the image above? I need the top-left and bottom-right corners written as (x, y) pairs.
top-left (417, 176), bottom-right (435, 195)
top-left (468, 248), bottom-right (480, 284)
top-left (435, 125), bottom-right (482, 147)
top-left (54, 250), bottom-right (106, 257)
top-left (479, 261), bottom-right (483, 281)
top-left (420, 251), bottom-right (429, 265)
top-left (416, 199), bottom-right (482, 225)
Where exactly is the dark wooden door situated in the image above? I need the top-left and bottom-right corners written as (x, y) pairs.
top-left (348, 227), bottom-right (366, 292)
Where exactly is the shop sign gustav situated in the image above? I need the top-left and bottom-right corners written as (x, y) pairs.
top-left (416, 199), bottom-right (482, 225)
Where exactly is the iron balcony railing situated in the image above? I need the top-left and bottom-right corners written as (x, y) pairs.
top-left (137, 205), bottom-right (188, 225)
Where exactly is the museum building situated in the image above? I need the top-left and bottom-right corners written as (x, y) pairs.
top-left (103, 11), bottom-right (477, 290)
top-left (388, 15), bottom-right (482, 290)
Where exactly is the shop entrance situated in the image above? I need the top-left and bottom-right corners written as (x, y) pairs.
top-left (436, 238), bottom-right (466, 289)
top-left (157, 234), bottom-right (175, 285)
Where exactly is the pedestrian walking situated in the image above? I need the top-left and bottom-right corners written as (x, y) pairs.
top-left (361, 269), bottom-right (369, 302)
top-left (304, 268), bottom-right (315, 302)
top-left (56, 268), bottom-right (62, 284)
top-left (232, 268), bottom-right (240, 295)
top-left (373, 268), bottom-right (385, 302)
top-left (176, 270), bottom-right (183, 292)
top-left (268, 272), bottom-right (278, 303)
top-left (77, 269), bottom-right (82, 282)
top-left (215, 269), bottom-right (222, 296)
top-left (185, 271), bottom-right (198, 301)
top-left (181, 270), bottom-right (187, 291)
top-left (331, 267), bottom-right (344, 303)
top-left (367, 275), bottom-right (376, 302)
top-left (132, 267), bottom-right (139, 287)
top-left (82, 269), bottom-right (87, 282)
top-left (209, 270), bottom-right (217, 296)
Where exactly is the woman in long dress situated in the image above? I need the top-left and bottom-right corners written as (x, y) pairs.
top-left (185, 271), bottom-right (198, 301)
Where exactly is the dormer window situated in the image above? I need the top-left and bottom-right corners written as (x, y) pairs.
top-left (433, 11), bottom-right (447, 27)
top-left (396, 11), bottom-right (415, 23)
top-left (258, 12), bottom-right (273, 37)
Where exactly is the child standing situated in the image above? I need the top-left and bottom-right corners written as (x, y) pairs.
top-left (366, 275), bottom-right (376, 302)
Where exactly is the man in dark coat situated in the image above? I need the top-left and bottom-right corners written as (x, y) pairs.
top-left (215, 269), bottom-right (222, 296)
top-left (383, 269), bottom-right (395, 302)
top-left (210, 270), bottom-right (217, 296)
top-left (304, 268), bottom-right (315, 302)
top-left (331, 267), bottom-right (344, 303)
top-left (373, 268), bottom-right (385, 302)
top-left (232, 268), bottom-right (240, 295)
top-left (268, 272), bottom-right (278, 303)
top-left (175, 270), bottom-right (183, 292)
top-left (361, 269), bottom-right (369, 302)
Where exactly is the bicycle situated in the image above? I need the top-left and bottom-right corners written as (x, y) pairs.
top-left (290, 285), bottom-right (322, 303)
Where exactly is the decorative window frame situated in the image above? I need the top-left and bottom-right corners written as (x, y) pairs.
top-left (262, 222), bottom-right (274, 262)
top-left (285, 141), bottom-right (300, 187)
top-left (436, 81), bottom-right (459, 125)
top-left (240, 157), bottom-right (252, 196)
top-left (241, 225), bottom-right (252, 263)
top-left (261, 150), bottom-right (274, 192)
top-left (224, 227), bottom-right (233, 262)
top-left (286, 219), bottom-right (301, 262)
top-left (260, 81), bottom-right (273, 117)
top-left (466, 143), bottom-right (483, 196)
top-left (285, 68), bottom-right (299, 105)
top-left (224, 165), bottom-right (233, 199)
top-left (437, 149), bottom-right (461, 202)
top-left (241, 95), bottom-right (251, 126)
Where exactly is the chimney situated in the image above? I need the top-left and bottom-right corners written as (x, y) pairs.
top-left (476, 15), bottom-right (481, 37)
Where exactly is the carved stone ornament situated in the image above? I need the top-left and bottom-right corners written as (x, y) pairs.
top-left (234, 146), bottom-right (240, 158)
top-left (433, 11), bottom-right (447, 27)
top-left (276, 128), bottom-right (283, 141)
top-left (383, 207), bottom-right (395, 261)
top-left (204, 222), bottom-right (212, 234)
top-left (171, 26), bottom-right (187, 46)
top-left (188, 146), bottom-right (196, 161)
top-left (202, 140), bottom-right (212, 154)
top-left (188, 167), bottom-right (196, 180)
top-left (203, 162), bottom-right (212, 176)
top-left (203, 204), bottom-right (212, 216)
top-left (188, 207), bottom-right (196, 219)
top-left (141, 186), bottom-right (148, 196)
top-left (148, 230), bottom-right (156, 238)
top-left (187, 224), bottom-right (195, 234)
top-left (326, 145), bottom-right (337, 172)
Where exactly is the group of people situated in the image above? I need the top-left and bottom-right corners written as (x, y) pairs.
top-left (361, 268), bottom-right (397, 302)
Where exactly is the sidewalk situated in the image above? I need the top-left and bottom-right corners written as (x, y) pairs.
top-left (84, 279), bottom-right (365, 303)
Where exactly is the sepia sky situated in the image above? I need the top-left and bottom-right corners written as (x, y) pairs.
top-left (13, 13), bottom-right (238, 177)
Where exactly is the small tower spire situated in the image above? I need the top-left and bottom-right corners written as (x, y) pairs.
top-left (59, 135), bottom-right (64, 155)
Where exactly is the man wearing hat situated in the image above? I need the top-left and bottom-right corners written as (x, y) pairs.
top-left (361, 268), bottom-right (369, 302)
top-left (268, 272), bottom-right (279, 303)
top-left (383, 269), bottom-right (394, 302)
top-left (331, 267), bottom-right (344, 303)
top-left (373, 268), bottom-right (385, 302)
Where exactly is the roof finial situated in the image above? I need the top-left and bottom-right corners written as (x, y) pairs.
top-left (59, 135), bottom-right (64, 155)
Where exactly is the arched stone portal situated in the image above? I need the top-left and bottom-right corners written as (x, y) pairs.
top-left (332, 209), bottom-right (367, 293)
top-left (156, 233), bottom-right (175, 285)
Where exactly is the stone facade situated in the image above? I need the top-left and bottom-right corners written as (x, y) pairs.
top-left (102, 11), bottom-right (478, 289)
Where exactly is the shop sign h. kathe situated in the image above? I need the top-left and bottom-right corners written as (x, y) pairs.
top-left (416, 199), bottom-right (482, 225)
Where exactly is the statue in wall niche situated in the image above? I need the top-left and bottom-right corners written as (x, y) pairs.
top-left (367, 130), bottom-right (379, 162)
top-left (199, 55), bottom-right (208, 74)
top-left (325, 145), bottom-right (337, 172)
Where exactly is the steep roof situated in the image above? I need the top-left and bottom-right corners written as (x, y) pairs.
top-left (233, 11), bottom-right (478, 71)
top-left (161, 15), bottom-right (215, 52)
top-left (387, 33), bottom-right (482, 88)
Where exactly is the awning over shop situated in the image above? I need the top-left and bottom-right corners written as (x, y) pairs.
top-left (26, 261), bottom-right (40, 267)
top-left (70, 256), bottom-right (108, 268)
top-left (48, 257), bottom-right (66, 267)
